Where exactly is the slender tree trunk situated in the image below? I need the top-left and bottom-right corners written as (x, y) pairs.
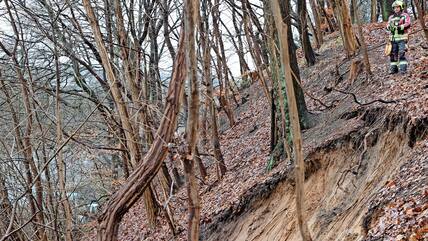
top-left (350, 0), bottom-right (356, 23)
top-left (184, 0), bottom-right (201, 238)
top-left (244, 0), bottom-right (271, 65)
top-left (38, 138), bottom-right (59, 241)
top-left (168, 152), bottom-right (184, 188)
top-left (163, 0), bottom-right (176, 60)
top-left (54, 43), bottom-right (74, 241)
top-left (307, 12), bottom-right (320, 49)
top-left (212, 0), bottom-right (236, 127)
top-left (203, 0), bottom-right (227, 179)
top-left (83, 0), bottom-right (141, 173)
top-left (309, 0), bottom-right (324, 45)
top-left (114, 0), bottom-right (160, 227)
top-left (415, 0), bottom-right (428, 43)
top-left (270, 0), bottom-right (313, 240)
top-left (411, 0), bottom-right (418, 19)
top-left (371, 0), bottom-right (378, 22)
top-left (277, 0), bottom-right (315, 130)
top-left (298, 0), bottom-right (317, 66)
top-left (20, 53), bottom-right (48, 241)
top-left (231, 10), bottom-right (250, 76)
top-left (320, 2), bottom-right (337, 32)
top-left (265, 12), bottom-right (293, 161)
top-left (332, 0), bottom-right (359, 57)
top-left (240, 0), bottom-right (272, 104)
top-left (381, 0), bottom-right (395, 21)
top-left (195, 146), bottom-right (208, 180)
top-left (352, 0), bottom-right (372, 77)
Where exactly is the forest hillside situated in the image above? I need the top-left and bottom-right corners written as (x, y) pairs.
top-left (94, 19), bottom-right (427, 241)
top-left (0, 0), bottom-right (427, 241)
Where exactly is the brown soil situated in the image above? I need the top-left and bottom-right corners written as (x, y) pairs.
top-left (203, 109), bottom-right (427, 241)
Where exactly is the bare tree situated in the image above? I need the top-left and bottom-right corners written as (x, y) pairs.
top-left (183, 1), bottom-right (201, 239)
top-left (298, 0), bottom-right (317, 66)
top-left (270, 0), bottom-right (313, 240)
top-left (352, 0), bottom-right (372, 77)
top-left (331, 0), bottom-right (359, 57)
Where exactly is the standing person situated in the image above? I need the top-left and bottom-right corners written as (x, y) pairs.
top-left (386, 1), bottom-right (411, 74)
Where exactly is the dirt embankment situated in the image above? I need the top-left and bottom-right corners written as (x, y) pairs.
top-left (202, 108), bottom-right (427, 241)
top-left (200, 21), bottom-right (428, 241)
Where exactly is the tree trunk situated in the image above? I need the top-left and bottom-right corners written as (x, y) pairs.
top-left (371, 0), bottom-right (378, 22)
top-left (245, 0), bottom-right (271, 65)
top-left (240, 0), bottom-right (272, 104)
top-left (350, 0), bottom-right (356, 23)
top-left (212, 0), bottom-right (236, 127)
top-left (307, 12), bottom-right (321, 49)
top-left (183, 0), bottom-right (201, 239)
top-left (232, 10), bottom-right (251, 77)
top-left (195, 146), bottom-right (208, 180)
top-left (163, 0), bottom-right (176, 60)
top-left (352, 0), bottom-right (372, 77)
top-left (0, 78), bottom-right (39, 240)
top-left (270, 0), bottom-right (313, 240)
top-left (203, 0), bottom-right (227, 179)
top-left (95, 25), bottom-right (187, 241)
top-left (113, 0), bottom-right (159, 227)
top-left (54, 42), bottom-right (74, 241)
top-left (298, 0), bottom-right (317, 66)
top-left (265, 11), bottom-right (293, 162)
top-left (277, 0), bottom-right (315, 130)
top-left (381, 0), bottom-right (395, 21)
top-left (309, 0), bottom-right (324, 46)
top-left (332, 0), bottom-right (359, 57)
top-left (415, 0), bottom-right (428, 43)
top-left (84, 0), bottom-right (141, 174)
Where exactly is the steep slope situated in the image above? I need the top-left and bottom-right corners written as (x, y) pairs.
top-left (201, 22), bottom-right (428, 241)
top-left (83, 22), bottom-right (427, 241)
top-left (203, 108), bottom-right (427, 241)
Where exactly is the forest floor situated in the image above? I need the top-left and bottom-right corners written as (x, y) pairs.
top-left (84, 20), bottom-right (427, 241)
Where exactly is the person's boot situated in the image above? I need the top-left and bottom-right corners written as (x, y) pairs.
top-left (399, 63), bottom-right (407, 74)
top-left (389, 64), bottom-right (398, 75)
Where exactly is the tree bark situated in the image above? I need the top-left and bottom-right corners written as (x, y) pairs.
top-left (195, 146), bottom-right (208, 180)
top-left (83, 0), bottom-right (140, 172)
top-left (231, 9), bottom-right (251, 77)
top-left (240, 0), bottom-right (272, 104)
top-left (203, 0), bottom-right (227, 179)
top-left (54, 41), bottom-right (74, 241)
top-left (309, 0), bottom-right (324, 46)
top-left (352, 0), bottom-right (372, 77)
top-left (270, 0), bottom-right (313, 240)
top-left (415, 0), bottom-right (428, 43)
top-left (381, 0), bottom-right (395, 21)
top-left (331, 0), bottom-right (359, 57)
top-left (298, 0), bottom-right (317, 66)
top-left (212, 0), bottom-right (236, 127)
top-left (184, 1), bottom-right (201, 237)
top-left (371, 0), bottom-right (378, 22)
top-left (278, 0), bottom-right (316, 130)
top-left (95, 24), bottom-right (187, 241)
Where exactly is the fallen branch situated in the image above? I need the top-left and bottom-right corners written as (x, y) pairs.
top-left (331, 87), bottom-right (398, 106)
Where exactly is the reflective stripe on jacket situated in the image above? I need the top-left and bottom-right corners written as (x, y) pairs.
top-left (387, 12), bottom-right (411, 41)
